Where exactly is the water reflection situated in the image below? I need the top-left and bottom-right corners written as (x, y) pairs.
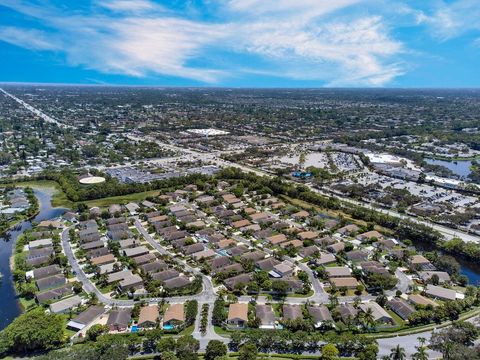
top-left (0, 188), bottom-right (67, 330)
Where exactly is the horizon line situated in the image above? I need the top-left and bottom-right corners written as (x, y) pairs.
top-left (1, 81), bottom-right (480, 90)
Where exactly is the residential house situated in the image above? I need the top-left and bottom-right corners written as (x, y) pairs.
top-left (424, 284), bottom-right (457, 301)
top-left (326, 242), bottom-right (345, 254)
top-left (138, 305), bottom-right (159, 328)
top-left (36, 274), bottom-right (66, 292)
top-left (49, 295), bottom-right (82, 314)
top-left (224, 273), bottom-right (252, 290)
top-left (408, 294), bottom-right (439, 308)
top-left (359, 302), bottom-right (394, 325)
top-left (164, 276), bottom-right (191, 290)
top-left (336, 224), bottom-right (359, 236)
top-left (67, 306), bottom-right (105, 331)
top-left (409, 255), bottom-right (432, 271)
top-left (272, 261), bottom-right (295, 278)
top-left (330, 277), bottom-right (359, 289)
top-left (325, 266), bottom-right (351, 278)
top-left (283, 305), bottom-right (303, 320)
top-left (387, 298), bottom-right (415, 321)
top-left (418, 271), bottom-right (451, 284)
top-left (107, 308), bottom-right (132, 331)
top-left (227, 303), bottom-right (248, 329)
top-left (357, 230), bottom-right (384, 242)
top-left (163, 304), bottom-right (185, 328)
top-left (337, 303), bottom-right (358, 323)
top-left (255, 304), bottom-right (276, 329)
top-left (36, 284), bottom-right (73, 304)
top-left (308, 305), bottom-right (333, 328)
top-left (30, 264), bottom-right (61, 280)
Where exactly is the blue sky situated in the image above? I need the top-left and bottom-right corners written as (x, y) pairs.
top-left (0, 0), bottom-right (479, 87)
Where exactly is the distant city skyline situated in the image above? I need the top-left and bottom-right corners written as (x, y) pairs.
top-left (0, 0), bottom-right (479, 88)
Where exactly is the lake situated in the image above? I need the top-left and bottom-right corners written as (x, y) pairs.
top-left (0, 188), bottom-right (66, 331)
top-left (425, 158), bottom-right (472, 178)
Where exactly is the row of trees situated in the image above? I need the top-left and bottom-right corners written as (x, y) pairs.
top-left (229, 328), bottom-right (379, 358)
top-left (216, 167), bottom-right (480, 262)
top-left (32, 168), bottom-right (212, 202)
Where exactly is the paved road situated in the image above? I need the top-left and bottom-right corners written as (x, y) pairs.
top-left (307, 183), bottom-right (480, 244)
top-left (134, 218), bottom-right (216, 303)
top-left (129, 133), bottom-right (480, 245)
top-left (61, 227), bottom-right (133, 306)
top-left (0, 88), bottom-right (74, 129)
top-left (392, 268), bottom-right (413, 295)
top-left (377, 314), bottom-right (480, 358)
top-left (377, 332), bottom-right (441, 359)
top-left (62, 226), bottom-right (215, 306)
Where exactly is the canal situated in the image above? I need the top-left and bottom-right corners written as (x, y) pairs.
top-left (0, 188), bottom-right (66, 331)
top-left (412, 239), bottom-right (480, 286)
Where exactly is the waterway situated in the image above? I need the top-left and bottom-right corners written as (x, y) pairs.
top-left (413, 239), bottom-right (480, 286)
top-left (425, 158), bottom-right (472, 178)
top-left (0, 188), bottom-right (66, 331)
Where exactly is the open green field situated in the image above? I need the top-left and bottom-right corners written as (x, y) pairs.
top-left (82, 189), bottom-right (162, 209)
top-left (2, 180), bottom-right (162, 210)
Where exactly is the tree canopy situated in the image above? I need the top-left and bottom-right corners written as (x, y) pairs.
top-left (0, 308), bottom-right (65, 356)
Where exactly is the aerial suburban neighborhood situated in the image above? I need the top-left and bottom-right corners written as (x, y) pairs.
top-left (0, 85), bottom-right (479, 360)
top-left (1, 1), bottom-right (480, 359)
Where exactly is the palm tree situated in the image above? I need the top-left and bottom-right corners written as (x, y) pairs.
top-left (362, 307), bottom-right (376, 331)
top-left (344, 316), bottom-right (356, 332)
top-left (417, 337), bottom-right (426, 347)
top-left (389, 345), bottom-right (406, 360)
top-left (412, 345), bottom-right (428, 360)
top-left (412, 337), bottom-right (428, 360)
top-left (217, 288), bottom-right (228, 300)
top-left (328, 293), bottom-right (338, 309)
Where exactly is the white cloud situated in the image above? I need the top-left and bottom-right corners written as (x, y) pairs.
top-left (84, 18), bottom-right (228, 82)
top-left (227, 0), bottom-right (360, 20)
top-left (0, 26), bottom-right (59, 50)
top-left (420, 0), bottom-right (480, 40)
top-left (0, 2), bottom-right (227, 82)
top-left (231, 12), bottom-right (403, 86)
top-left (0, 0), bottom-right (406, 86)
top-left (98, 0), bottom-right (161, 13)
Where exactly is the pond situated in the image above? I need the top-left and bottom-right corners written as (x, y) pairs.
top-left (412, 239), bottom-right (480, 286)
top-left (0, 188), bottom-right (67, 330)
top-left (425, 158), bottom-right (473, 178)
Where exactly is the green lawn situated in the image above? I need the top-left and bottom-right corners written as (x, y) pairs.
top-left (83, 190), bottom-right (162, 209)
top-left (18, 297), bottom-right (37, 311)
top-left (179, 324), bottom-right (195, 336)
top-left (2, 180), bottom-right (163, 210)
top-left (64, 328), bottom-right (78, 338)
top-left (98, 284), bottom-right (115, 294)
top-left (288, 290), bottom-right (314, 298)
top-left (214, 325), bottom-right (232, 337)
